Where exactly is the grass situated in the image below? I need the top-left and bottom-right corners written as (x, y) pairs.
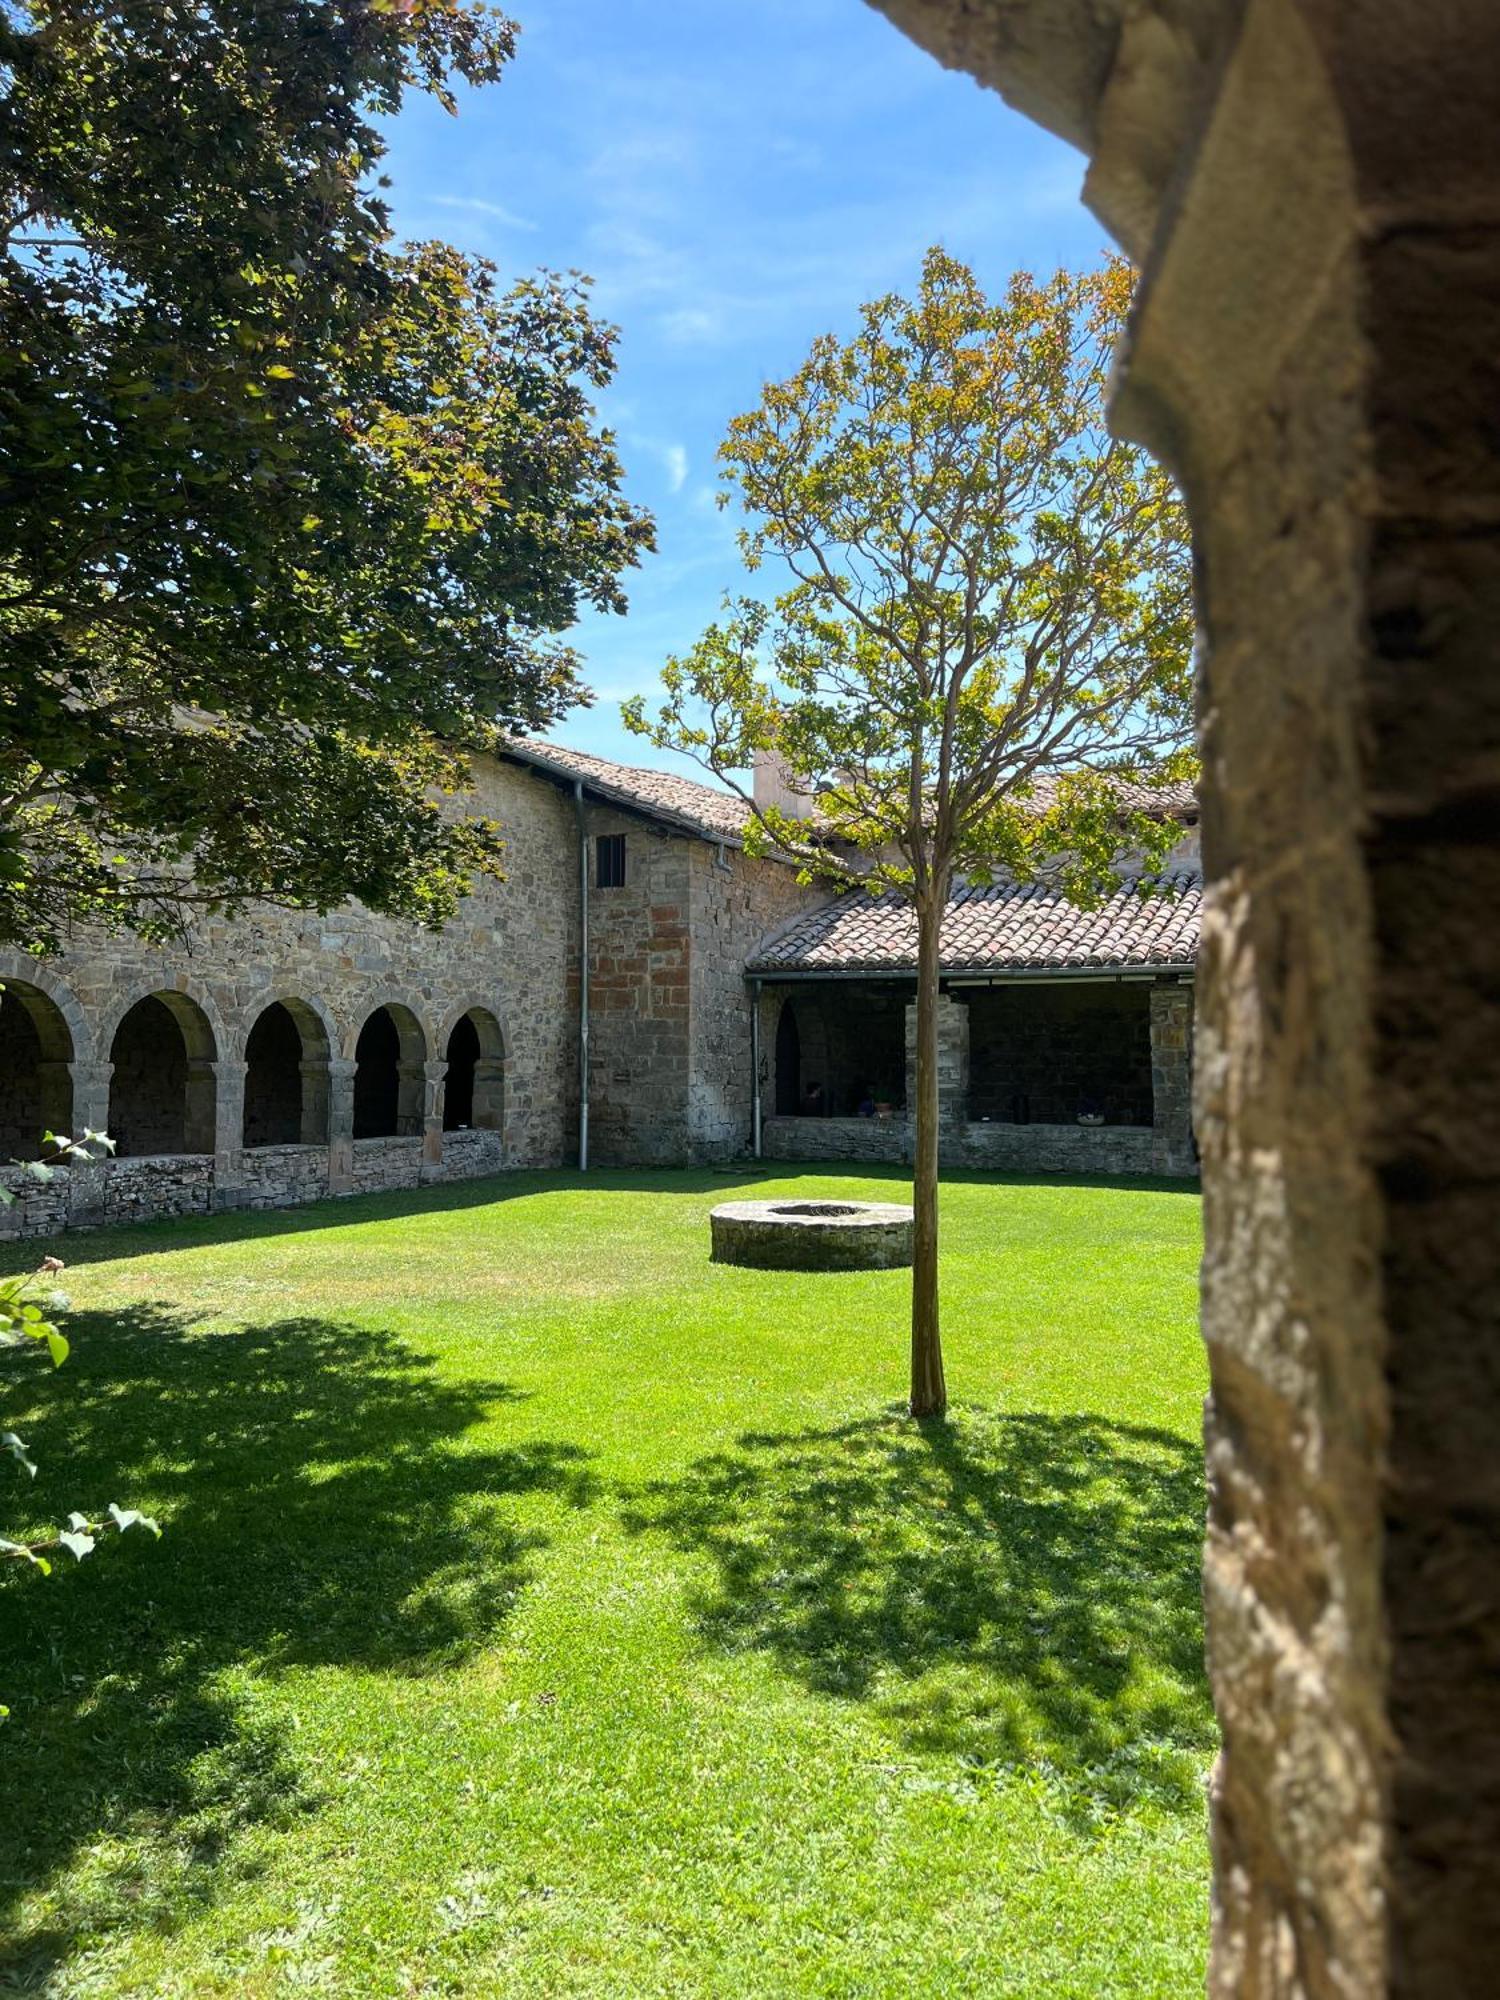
top-left (0, 1165), bottom-right (1210, 1997)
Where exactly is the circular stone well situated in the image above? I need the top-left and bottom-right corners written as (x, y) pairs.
top-left (709, 1198), bottom-right (914, 1271)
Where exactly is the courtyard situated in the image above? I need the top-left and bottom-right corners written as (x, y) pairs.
top-left (2, 1169), bottom-right (1208, 1998)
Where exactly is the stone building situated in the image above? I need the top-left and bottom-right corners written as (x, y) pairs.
top-left (0, 737), bottom-right (1201, 1239)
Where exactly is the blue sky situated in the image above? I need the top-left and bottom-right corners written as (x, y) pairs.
top-left (383, 0), bottom-right (1109, 773)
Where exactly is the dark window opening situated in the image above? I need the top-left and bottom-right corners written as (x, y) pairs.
top-left (774, 1002), bottom-right (802, 1116)
top-left (243, 1003), bottom-right (304, 1147)
top-left (596, 833), bottom-right (627, 889)
top-left (353, 1008), bottom-right (403, 1139)
top-left (109, 994), bottom-right (215, 1156)
top-left (444, 1014), bottom-right (480, 1130)
top-left (0, 984), bottom-right (73, 1159)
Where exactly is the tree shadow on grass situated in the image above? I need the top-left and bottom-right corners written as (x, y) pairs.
top-left (623, 1407), bottom-right (1212, 1822)
top-left (0, 1306), bottom-right (597, 1985)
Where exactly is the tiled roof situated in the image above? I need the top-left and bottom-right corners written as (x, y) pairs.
top-left (502, 739), bottom-right (752, 844)
top-left (749, 870), bottom-right (1201, 975)
top-left (503, 738), bottom-right (1198, 855)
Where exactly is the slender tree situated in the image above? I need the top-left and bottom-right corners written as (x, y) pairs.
top-left (0, 1), bottom-right (653, 951)
top-left (625, 251), bottom-right (1194, 1419)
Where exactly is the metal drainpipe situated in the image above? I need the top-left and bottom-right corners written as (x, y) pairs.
top-left (750, 977), bottom-right (763, 1160)
top-left (574, 780), bottom-right (589, 1172)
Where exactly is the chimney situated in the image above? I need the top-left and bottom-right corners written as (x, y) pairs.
top-left (752, 750), bottom-right (816, 821)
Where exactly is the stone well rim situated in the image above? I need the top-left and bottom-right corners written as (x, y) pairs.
top-left (710, 1197), bottom-right (914, 1229)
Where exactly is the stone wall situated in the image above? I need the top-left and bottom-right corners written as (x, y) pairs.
top-left (763, 1114), bottom-right (910, 1166)
top-left (686, 843), bottom-right (821, 1157)
top-left (957, 1121), bottom-right (1155, 1176)
top-left (579, 805), bottom-right (694, 1166)
top-left (0, 751), bottom-right (577, 1242)
top-left (762, 1114), bottom-right (1161, 1179)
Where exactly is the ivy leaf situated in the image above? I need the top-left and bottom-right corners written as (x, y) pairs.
top-left (1, 1537), bottom-right (51, 1573)
top-left (2, 1432), bottom-right (37, 1479)
top-left (108, 1503), bottom-right (162, 1538)
top-left (58, 1528), bottom-right (96, 1562)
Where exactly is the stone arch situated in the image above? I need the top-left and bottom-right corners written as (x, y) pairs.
top-left (774, 994), bottom-right (830, 1115)
top-left (108, 989), bottom-right (218, 1156)
top-left (440, 1004), bottom-right (506, 1133)
top-left (242, 996), bottom-right (334, 1148)
top-left (351, 999), bottom-right (428, 1140)
top-left (0, 974), bottom-right (77, 1158)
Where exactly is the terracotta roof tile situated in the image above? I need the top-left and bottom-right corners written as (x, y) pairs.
top-left (749, 871), bottom-right (1201, 975)
top-left (503, 739), bottom-right (751, 844)
top-left (503, 740), bottom-right (1197, 849)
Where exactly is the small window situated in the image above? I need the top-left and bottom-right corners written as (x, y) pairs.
top-left (596, 833), bottom-right (626, 889)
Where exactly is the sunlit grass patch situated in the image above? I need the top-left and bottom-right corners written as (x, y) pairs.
top-left (2, 1166), bottom-right (1207, 1997)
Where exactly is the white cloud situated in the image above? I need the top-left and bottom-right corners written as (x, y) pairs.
top-left (431, 195), bottom-right (538, 230)
top-left (664, 444), bottom-right (689, 493)
top-left (657, 305), bottom-right (725, 348)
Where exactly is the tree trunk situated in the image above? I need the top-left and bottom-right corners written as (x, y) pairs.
top-left (909, 892), bottom-right (947, 1419)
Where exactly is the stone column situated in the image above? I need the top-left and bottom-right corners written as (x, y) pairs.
top-left (395, 1057), bottom-right (426, 1139)
top-left (471, 1057), bottom-right (506, 1137)
top-left (34, 1059), bottom-right (74, 1144)
top-left (1106, 10), bottom-right (1500, 1996)
top-left (208, 1057), bottom-right (246, 1212)
top-left (299, 1057), bottom-right (331, 1147)
top-left (904, 992), bottom-right (969, 1162)
top-left (327, 1057), bottom-right (357, 1196)
top-left (1148, 982), bottom-right (1196, 1177)
top-left (420, 1059), bottom-right (447, 1177)
top-left (868, 2), bottom-right (1500, 1986)
top-left (65, 1059), bottom-right (113, 1229)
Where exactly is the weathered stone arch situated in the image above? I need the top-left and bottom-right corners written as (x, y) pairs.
top-left (242, 995), bottom-right (335, 1148)
top-left (350, 998), bottom-right (429, 1140)
top-left (869, 3), bottom-right (1500, 1993)
top-left (440, 1003), bottom-right (506, 1133)
top-left (107, 988), bottom-right (219, 1156)
top-left (0, 969), bottom-right (78, 1156)
top-left (0, 953), bottom-right (88, 1062)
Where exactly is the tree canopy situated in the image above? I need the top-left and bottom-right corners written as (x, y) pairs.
top-left (626, 249), bottom-right (1196, 1415)
top-left (0, 0), bottom-right (654, 950)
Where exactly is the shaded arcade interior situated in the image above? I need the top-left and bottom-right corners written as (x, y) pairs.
top-left (767, 978), bottom-right (1162, 1130)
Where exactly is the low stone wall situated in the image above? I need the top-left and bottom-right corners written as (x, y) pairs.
top-left (762, 1115), bottom-right (909, 1164)
top-left (241, 1144), bottom-right (330, 1209)
top-left (350, 1135), bottom-right (426, 1196)
top-left (103, 1154), bottom-right (215, 1227)
top-left (956, 1120), bottom-right (1156, 1176)
top-left (0, 1127), bottom-right (507, 1246)
top-left (0, 1163), bottom-right (71, 1240)
top-left (762, 1114), bottom-right (1167, 1179)
top-left (431, 1129), bottom-right (504, 1181)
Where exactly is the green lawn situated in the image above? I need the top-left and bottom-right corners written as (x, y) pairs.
top-left (1, 1166), bottom-right (1210, 1997)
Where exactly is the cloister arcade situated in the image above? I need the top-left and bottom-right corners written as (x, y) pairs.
top-left (0, 974), bottom-right (508, 1233)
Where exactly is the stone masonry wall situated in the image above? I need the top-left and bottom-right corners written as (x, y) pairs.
top-left (687, 845), bottom-right (823, 1159)
top-left (578, 805), bottom-right (695, 1167)
top-left (0, 752), bottom-right (578, 1241)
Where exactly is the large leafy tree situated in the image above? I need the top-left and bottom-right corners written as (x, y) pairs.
top-left (0, 0), bottom-right (653, 950)
top-left (626, 251), bottom-right (1194, 1419)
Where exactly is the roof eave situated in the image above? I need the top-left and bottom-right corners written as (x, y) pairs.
top-left (747, 959), bottom-right (1198, 982)
top-left (498, 742), bottom-right (748, 849)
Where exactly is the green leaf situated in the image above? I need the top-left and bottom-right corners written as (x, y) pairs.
top-left (0, 1537), bottom-right (50, 1573)
top-left (2, 1431), bottom-right (37, 1479)
top-left (108, 1503), bottom-right (162, 1538)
